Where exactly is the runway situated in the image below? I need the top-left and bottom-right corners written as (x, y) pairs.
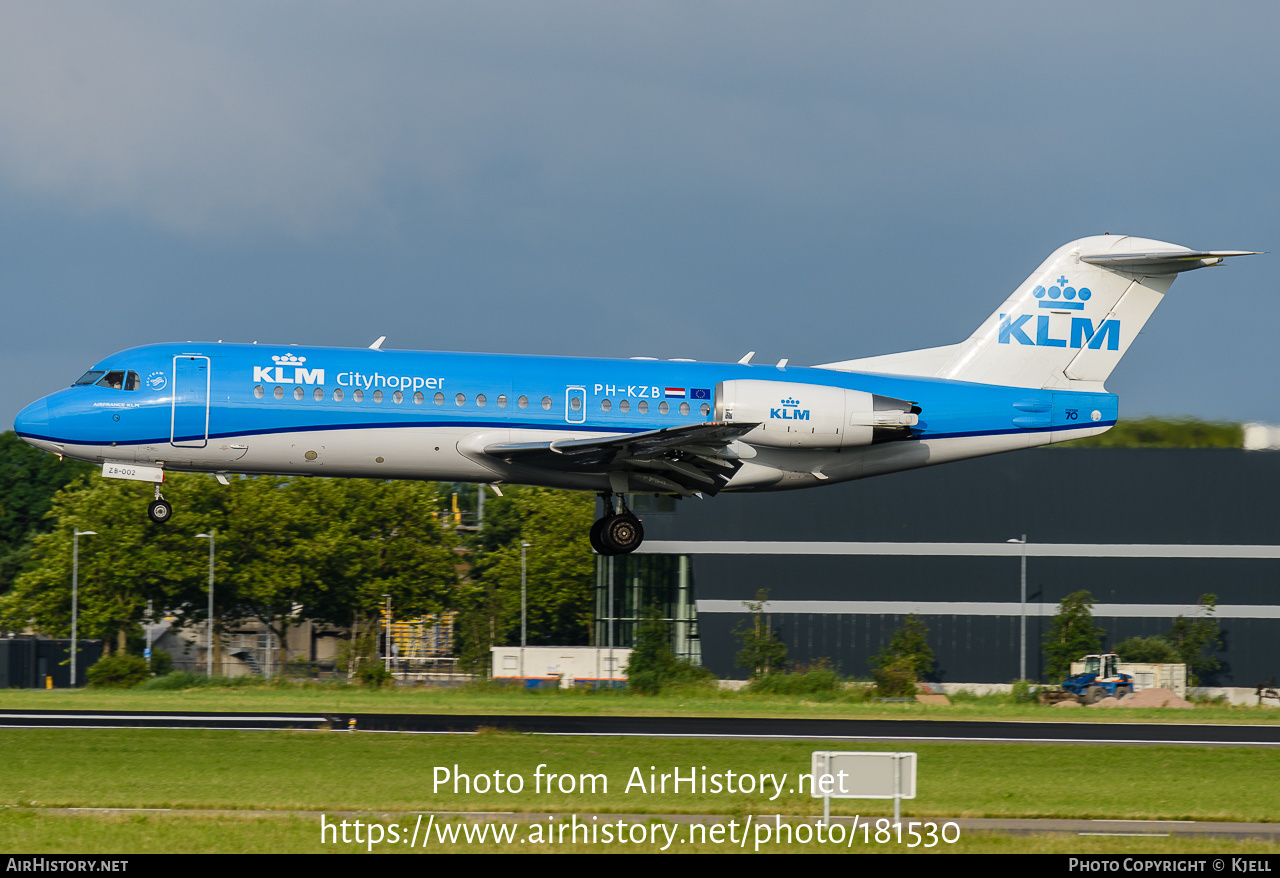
top-left (3, 709), bottom-right (1279, 746)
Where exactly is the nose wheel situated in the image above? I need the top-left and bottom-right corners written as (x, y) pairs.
top-left (590, 494), bottom-right (644, 555)
top-left (148, 485), bottom-right (172, 524)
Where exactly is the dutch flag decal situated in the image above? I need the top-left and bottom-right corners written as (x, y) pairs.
top-left (664, 387), bottom-right (685, 398)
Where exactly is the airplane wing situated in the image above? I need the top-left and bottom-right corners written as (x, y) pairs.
top-left (482, 421), bottom-right (760, 497)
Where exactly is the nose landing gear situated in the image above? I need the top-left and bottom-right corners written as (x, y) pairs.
top-left (148, 484), bottom-right (172, 524)
top-left (590, 493), bottom-right (644, 556)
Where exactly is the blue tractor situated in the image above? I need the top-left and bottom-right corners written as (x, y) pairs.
top-left (1061, 653), bottom-right (1135, 704)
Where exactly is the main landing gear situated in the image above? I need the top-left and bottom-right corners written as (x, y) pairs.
top-left (148, 484), bottom-right (172, 524)
top-left (590, 494), bottom-right (644, 556)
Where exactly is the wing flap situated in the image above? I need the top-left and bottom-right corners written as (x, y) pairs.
top-left (483, 421), bottom-right (759, 496)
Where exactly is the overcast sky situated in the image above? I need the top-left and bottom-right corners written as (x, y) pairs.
top-left (2, 2), bottom-right (1277, 428)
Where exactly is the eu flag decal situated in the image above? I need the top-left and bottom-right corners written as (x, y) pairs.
top-left (691, 388), bottom-right (710, 400)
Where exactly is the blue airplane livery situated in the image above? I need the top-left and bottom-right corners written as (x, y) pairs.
top-left (13, 236), bottom-right (1257, 554)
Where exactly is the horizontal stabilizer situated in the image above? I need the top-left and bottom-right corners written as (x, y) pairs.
top-left (1081, 250), bottom-right (1260, 274)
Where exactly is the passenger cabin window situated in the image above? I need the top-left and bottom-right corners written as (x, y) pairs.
top-left (354, 389), bottom-right (364, 402)
top-left (658, 401), bottom-right (669, 414)
top-left (497, 395), bottom-right (508, 408)
top-left (333, 388), bottom-right (344, 401)
top-left (541, 396), bottom-right (552, 411)
top-left (274, 386), bottom-right (285, 400)
top-left (373, 390), bottom-right (383, 403)
top-left (293, 387), bottom-right (304, 400)
top-left (518, 396), bottom-right (529, 409)
top-left (414, 391), bottom-right (424, 404)
top-left (619, 399), bottom-right (630, 413)
top-left (393, 390), bottom-right (403, 404)
top-left (638, 400), bottom-right (648, 414)
top-left (254, 386), bottom-right (265, 399)
top-left (434, 392), bottom-right (444, 405)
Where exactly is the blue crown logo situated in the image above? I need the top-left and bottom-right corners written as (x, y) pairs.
top-left (780, 397), bottom-right (801, 407)
top-left (1032, 276), bottom-right (1091, 310)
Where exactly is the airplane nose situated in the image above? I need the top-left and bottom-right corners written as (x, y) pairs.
top-left (14, 398), bottom-right (49, 437)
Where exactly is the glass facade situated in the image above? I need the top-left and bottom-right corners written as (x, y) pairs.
top-left (593, 553), bottom-right (700, 664)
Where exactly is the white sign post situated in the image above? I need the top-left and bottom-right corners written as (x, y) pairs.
top-left (810, 751), bottom-right (917, 826)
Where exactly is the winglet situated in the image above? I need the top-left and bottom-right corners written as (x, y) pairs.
top-left (369, 336), bottom-right (386, 350)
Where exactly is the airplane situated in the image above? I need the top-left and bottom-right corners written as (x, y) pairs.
top-left (13, 235), bottom-right (1257, 555)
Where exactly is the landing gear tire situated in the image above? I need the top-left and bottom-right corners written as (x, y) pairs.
top-left (590, 516), bottom-right (611, 555)
top-left (599, 512), bottom-right (644, 555)
top-left (148, 499), bottom-right (172, 524)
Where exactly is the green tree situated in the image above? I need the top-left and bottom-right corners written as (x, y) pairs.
top-left (1056, 417), bottom-right (1242, 448)
top-left (1166, 594), bottom-right (1223, 685)
top-left (734, 589), bottom-right (787, 678)
top-left (0, 431), bottom-right (94, 594)
top-left (1115, 635), bottom-right (1181, 664)
top-left (868, 614), bottom-right (935, 696)
top-left (1043, 590), bottom-right (1105, 681)
top-left (1, 472), bottom-right (460, 672)
top-left (0, 473), bottom-right (221, 650)
top-left (459, 487), bottom-right (595, 660)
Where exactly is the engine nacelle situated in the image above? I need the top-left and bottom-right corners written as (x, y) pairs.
top-left (714, 379), bottom-right (918, 449)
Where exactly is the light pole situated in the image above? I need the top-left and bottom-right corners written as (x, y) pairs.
top-left (607, 555), bottom-right (615, 684)
top-left (1008, 535), bottom-right (1027, 681)
top-left (196, 530), bottom-right (216, 677)
top-left (383, 594), bottom-right (392, 674)
top-left (71, 529), bottom-right (96, 687)
top-left (520, 542), bottom-right (531, 681)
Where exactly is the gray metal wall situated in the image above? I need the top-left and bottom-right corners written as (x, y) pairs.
top-left (622, 449), bottom-right (1280, 684)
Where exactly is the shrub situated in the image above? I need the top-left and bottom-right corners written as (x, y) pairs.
top-left (869, 614), bottom-right (935, 695)
top-left (627, 606), bottom-right (714, 695)
top-left (357, 662), bottom-right (394, 688)
top-left (746, 661), bottom-right (843, 696)
top-left (148, 651), bottom-right (173, 677)
top-left (85, 653), bottom-right (150, 689)
top-left (871, 657), bottom-right (918, 697)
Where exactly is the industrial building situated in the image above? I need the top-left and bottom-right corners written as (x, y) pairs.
top-left (595, 448), bottom-right (1280, 685)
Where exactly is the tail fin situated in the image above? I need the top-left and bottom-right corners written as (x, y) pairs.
top-left (820, 236), bottom-right (1257, 389)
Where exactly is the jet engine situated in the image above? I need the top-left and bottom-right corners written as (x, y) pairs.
top-left (714, 379), bottom-right (918, 449)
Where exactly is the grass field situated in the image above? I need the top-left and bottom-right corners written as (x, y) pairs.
top-left (4, 727), bottom-right (1278, 854)
top-left (5, 810), bottom-right (1279, 855)
top-left (2, 682), bottom-right (1277, 725)
top-left (2, 727), bottom-right (1278, 821)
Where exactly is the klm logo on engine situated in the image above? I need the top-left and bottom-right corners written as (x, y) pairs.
top-left (770, 396), bottom-right (810, 420)
top-left (998, 276), bottom-right (1120, 350)
top-left (252, 353), bottom-right (325, 385)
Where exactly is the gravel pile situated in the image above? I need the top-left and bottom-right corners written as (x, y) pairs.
top-left (1119, 687), bottom-right (1194, 709)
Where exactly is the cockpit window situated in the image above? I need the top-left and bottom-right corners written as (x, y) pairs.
top-left (73, 370), bottom-right (105, 386)
top-left (88, 370), bottom-right (141, 390)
